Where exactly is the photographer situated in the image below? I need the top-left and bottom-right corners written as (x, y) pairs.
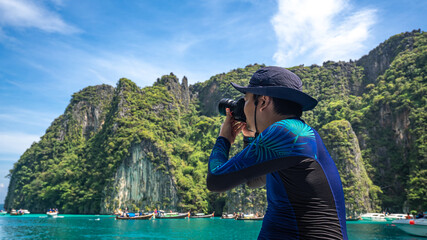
top-left (207, 67), bottom-right (347, 239)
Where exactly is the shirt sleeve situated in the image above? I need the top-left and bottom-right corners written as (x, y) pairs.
top-left (207, 119), bottom-right (318, 192)
top-left (246, 175), bottom-right (266, 189)
top-left (244, 137), bottom-right (266, 188)
top-left (243, 136), bottom-right (256, 148)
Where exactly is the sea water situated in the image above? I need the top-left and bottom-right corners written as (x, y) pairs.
top-left (0, 214), bottom-right (425, 240)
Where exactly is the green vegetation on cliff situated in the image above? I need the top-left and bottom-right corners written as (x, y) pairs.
top-left (319, 120), bottom-right (381, 215)
top-left (355, 31), bottom-right (426, 210)
top-left (5, 85), bottom-right (115, 213)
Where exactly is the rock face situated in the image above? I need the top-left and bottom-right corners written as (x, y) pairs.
top-left (319, 120), bottom-right (380, 215)
top-left (156, 73), bottom-right (191, 108)
top-left (194, 79), bottom-right (221, 116)
top-left (101, 140), bottom-right (179, 213)
top-left (69, 85), bottom-right (115, 139)
top-left (356, 30), bottom-right (420, 86)
top-left (353, 30), bottom-right (426, 211)
top-left (223, 186), bottom-right (267, 215)
top-left (4, 84), bottom-right (115, 212)
top-left (321, 61), bottom-right (365, 96)
top-left (99, 75), bottom-right (191, 213)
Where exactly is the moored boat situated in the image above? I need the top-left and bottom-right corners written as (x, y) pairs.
top-left (236, 216), bottom-right (264, 220)
top-left (21, 209), bottom-right (30, 214)
top-left (116, 214), bottom-right (153, 220)
top-left (46, 208), bottom-right (59, 217)
top-left (10, 209), bottom-right (24, 216)
top-left (360, 213), bottom-right (386, 221)
top-left (0, 211), bottom-right (7, 216)
top-left (190, 212), bottom-right (214, 218)
top-left (392, 218), bottom-right (427, 237)
top-left (221, 213), bottom-right (236, 219)
top-left (385, 213), bottom-right (406, 221)
top-left (47, 212), bottom-right (58, 217)
top-left (46, 211), bottom-right (58, 217)
top-left (156, 212), bottom-right (188, 219)
top-left (235, 213), bottom-right (264, 220)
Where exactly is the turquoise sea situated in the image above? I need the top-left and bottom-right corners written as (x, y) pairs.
top-left (0, 214), bottom-right (425, 240)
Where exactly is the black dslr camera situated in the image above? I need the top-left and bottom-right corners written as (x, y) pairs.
top-left (218, 98), bottom-right (246, 122)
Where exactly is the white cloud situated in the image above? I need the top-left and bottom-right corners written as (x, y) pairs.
top-left (271, 0), bottom-right (376, 66)
top-left (0, 132), bottom-right (40, 155)
top-left (0, 183), bottom-right (4, 188)
top-left (0, 0), bottom-right (79, 34)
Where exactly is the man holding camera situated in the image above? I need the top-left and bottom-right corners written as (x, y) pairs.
top-left (207, 67), bottom-right (347, 239)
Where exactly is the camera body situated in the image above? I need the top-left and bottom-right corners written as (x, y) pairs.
top-left (218, 98), bottom-right (246, 122)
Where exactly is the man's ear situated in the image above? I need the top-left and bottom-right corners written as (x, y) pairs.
top-left (259, 96), bottom-right (272, 111)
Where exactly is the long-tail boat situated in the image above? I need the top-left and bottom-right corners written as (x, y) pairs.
top-left (116, 214), bottom-right (153, 220)
top-left (235, 213), bottom-right (264, 220)
top-left (156, 213), bottom-right (188, 219)
top-left (221, 213), bottom-right (236, 219)
top-left (190, 212), bottom-right (215, 218)
top-left (236, 216), bottom-right (264, 220)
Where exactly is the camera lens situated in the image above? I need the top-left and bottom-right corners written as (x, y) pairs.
top-left (218, 99), bottom-right (236, 116)
top-left (218, 98), bottom-right (246, 122)
top-left (233, 98), bottom-right (246, 122)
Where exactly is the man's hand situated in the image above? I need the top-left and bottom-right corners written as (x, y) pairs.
top-left (219, 108), bottom-right (245, 144)
top-left (242, 122), bottom-right (256, 138)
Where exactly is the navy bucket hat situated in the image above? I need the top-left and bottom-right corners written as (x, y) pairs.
top-left (231, 66), bottom-right (318, 111)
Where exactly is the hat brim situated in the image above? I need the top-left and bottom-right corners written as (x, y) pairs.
top-left (231, 82), bottom-right (318, 111)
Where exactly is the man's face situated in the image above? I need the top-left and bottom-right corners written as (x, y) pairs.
top-left (244, 92), bottom-right (256, 132)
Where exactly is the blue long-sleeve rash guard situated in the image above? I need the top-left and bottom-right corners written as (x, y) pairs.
top-left (207, 119), bottom-right (348, 240)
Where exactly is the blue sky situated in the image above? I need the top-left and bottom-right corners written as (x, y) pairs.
top-left (0, 0), bottom-right (425, 204)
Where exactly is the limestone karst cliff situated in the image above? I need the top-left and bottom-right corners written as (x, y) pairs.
top-left (101, 141), bottom-right (179, 214)
top-left (5, 84), bottom-right (115, 213)
top-left (319, 120), bottom-right (380, 216)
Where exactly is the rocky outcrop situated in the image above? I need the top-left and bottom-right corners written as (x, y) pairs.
top-left (194, 78), bottom-right (221, 116)
top-left (321, 61), bottom-right (365, 96)
top-left (101, 140), bottom-right (179, 213)
top-left (69, 85), bottom-right (115, 139)
top-left (356, 29), bottom-right (420, 87)
top-left (4, 85), bottom-right (115, 212)
top-left (98, 77), bottom-right (187, 213)
top-left (155, 73), bottom-right (191, 109)
top-left (378, 104), bottom-right (411, 145)
top-left (319, 120), bottom-right (380, 215)
top-left (223, 185), bottom-right (267, 215)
